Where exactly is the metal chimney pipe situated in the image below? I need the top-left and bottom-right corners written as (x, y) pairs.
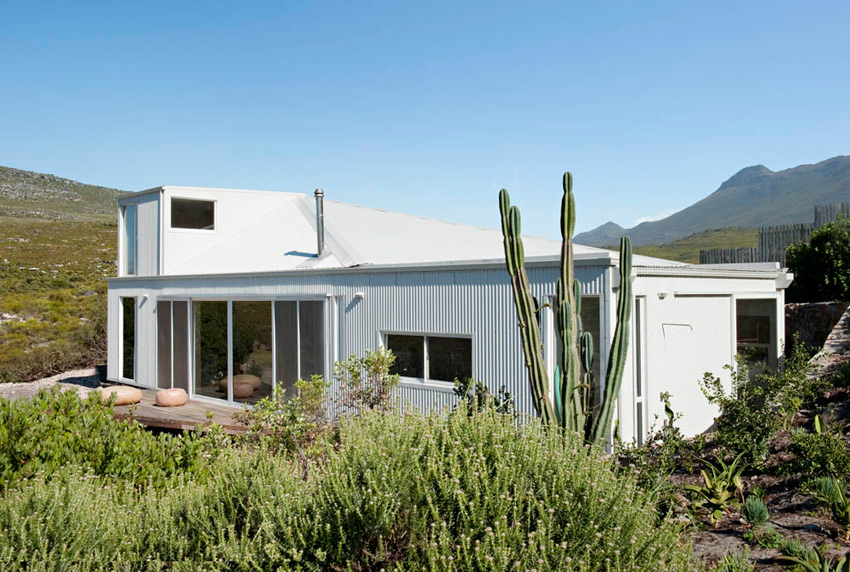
top-left (314, 188), bottom-right (325, 255)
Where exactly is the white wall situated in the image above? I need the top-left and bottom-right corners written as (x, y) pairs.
top-left (619, 273), bottom-right (786, 440)
top-left (160, 187), bottom-right (306, 275)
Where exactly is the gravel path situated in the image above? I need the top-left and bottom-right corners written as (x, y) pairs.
top-left (0, 368), bottom-right (101, 400)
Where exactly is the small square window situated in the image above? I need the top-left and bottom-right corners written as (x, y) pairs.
top-left (171, 198), bottom-right (215, 230)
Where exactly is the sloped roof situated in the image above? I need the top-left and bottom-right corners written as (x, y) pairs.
top-left (157, 187), bottom-right (685, 275)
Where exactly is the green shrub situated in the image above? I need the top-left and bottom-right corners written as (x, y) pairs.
top-left (235, 374), bottom-right (332, 457)
top-left (0, 387), bottom-right (211, 490)
top-left (786, 217), bottom-right (850, 303)
top-left (333, 347), bottom-right (400, 413)
top-left (0, 406), bottom-right (699, 571)
top-left (700, 345), bottom-right (815, 464)
top-left (786, 429), bottom-right (850, 481)
top-left (453, 377), bottom-right (514, 414)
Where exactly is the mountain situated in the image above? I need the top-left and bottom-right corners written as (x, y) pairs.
top-left (0, 165), bottom-right (126, 222)
top-left (575, 155), bottom-right (850, 247)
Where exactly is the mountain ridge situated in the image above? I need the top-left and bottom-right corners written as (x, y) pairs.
top-left (575, 155), bottom-right (850, 247)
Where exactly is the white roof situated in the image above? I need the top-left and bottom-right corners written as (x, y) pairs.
top-left (147, 187), bottom-right (688, 275)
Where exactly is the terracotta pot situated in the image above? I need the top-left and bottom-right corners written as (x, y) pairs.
top-left (233, 382), bottom-right (254, 398)
top-left (234, 374), bottom-right (261, 389)
top-left (99, 385), bottom-right (142, 406)
top-left (155, 388), bottom-right (187, 407)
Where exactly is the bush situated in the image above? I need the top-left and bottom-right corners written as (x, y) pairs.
top-left (453, 376), bottom-right (515, 414)
top-left (786, 217), bottom-right (850, 303)
top-left (617, 393), bottom-right (700, 509)
top-left (700, 345), bottom-right (815, 465)
top-left (786, 429), bottom-right (850, 481)
top-left (235, 374), bottom-right (333, 458)
top-left (333, 347), bottom-right (400, 413)
top-left (0, 406), bottom-right (699, 571)
top-left (0, 387), bottom-right (212, 490)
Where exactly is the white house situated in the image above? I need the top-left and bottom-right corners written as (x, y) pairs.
top-left (106, 185), bottom-right (793, 442)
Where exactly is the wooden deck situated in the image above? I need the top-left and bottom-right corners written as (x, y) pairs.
top-left (112, 388), bottom-right (247, 434)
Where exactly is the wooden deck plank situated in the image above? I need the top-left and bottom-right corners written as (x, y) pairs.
top-left (111, 388), bottom-right (248, 435)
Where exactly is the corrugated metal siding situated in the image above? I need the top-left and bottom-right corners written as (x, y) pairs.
top-left (120, 193), bottom-right (160, 277)
top-left (107, 263), bottom-right (610, 414)
top-left (136, 195), bottom-right (160, 276)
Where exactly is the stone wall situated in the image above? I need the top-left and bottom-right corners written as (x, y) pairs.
top-left (785, 301), bottom-right (849, 355)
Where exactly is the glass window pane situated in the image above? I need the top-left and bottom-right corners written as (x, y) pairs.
top-left (172, 301), bottom-right (189, 391)
top-left (121, 297), bottom-right (135, 380)
top-left (231, 302), bottom-right (273, 405)
top-left (156, 301), bottom-right (172, 389)
top-left (387, 335), bottom-right (424, 378)
top-left (427, 336), bottom-right (472, 382)
top-left (193, 301), bottom-right (228, 400)
top-left (299, 301), bottom-right (324, 380)
top-left (171, 198), bottom-right (215, 230)
top-left (123, 205), bottom-right (137, 275)
top-left (274, 301), bottom-right (298, 398)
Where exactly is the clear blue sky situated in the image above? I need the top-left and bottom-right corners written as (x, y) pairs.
top-left (2, 1), bottom-right (848, 236)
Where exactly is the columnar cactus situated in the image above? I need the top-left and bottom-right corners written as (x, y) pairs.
top-left (499, 191), bottom-right (556, 425)
top-left (499, 172), bottom-right (633, 445)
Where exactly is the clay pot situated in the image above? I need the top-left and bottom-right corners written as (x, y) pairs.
top-left (99, 385), bottom-right (142, 406)
top-left (218, 374), bottom-right (261, 392)
top-left (155, 388), bottom-right (187, 407)
top-left (233, 382), bottom-right (254, 399)
top-left (235, 374), bottom-right (261, 389)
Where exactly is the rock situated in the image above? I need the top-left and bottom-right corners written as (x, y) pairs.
top-left (99, 385), bottom-right (142, 406)
top-left (155, 388), bottom-right (187, 407)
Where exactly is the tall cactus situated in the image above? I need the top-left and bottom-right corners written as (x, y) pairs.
top-left (499, 191), bottom-right (556, 425)
top-left (499, 172), bottom-right (633, 445)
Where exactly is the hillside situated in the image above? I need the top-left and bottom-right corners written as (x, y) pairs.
top-left (0, 166), bottom-right (124, 382)
top-left (0, 165), bottom-right (125, 221)
top-left (576, 155), bottom-right (850, 246)
top-left (629, 227), bottom-right (758, 264)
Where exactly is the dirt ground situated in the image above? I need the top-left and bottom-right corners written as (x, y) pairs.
top-left (682, 385), bottom-right (850, 570)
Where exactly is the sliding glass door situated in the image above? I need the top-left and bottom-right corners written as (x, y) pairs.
top-left (167, 298), bottom-right (326, 405)
top-left (232, 301), bottom-right (273, 404)
top-left (193, 301), bottom-right (228, 400)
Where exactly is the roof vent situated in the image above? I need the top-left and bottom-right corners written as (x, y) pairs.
top-left (314, 188), bottom-right (325, 256)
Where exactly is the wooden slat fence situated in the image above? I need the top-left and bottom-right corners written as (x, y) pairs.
top-left (757, 223), bottom-right (813, 267)
top-left (699, 201), bottom-right (849, 267)
top-left (699, 247), bottom-right (759, 264)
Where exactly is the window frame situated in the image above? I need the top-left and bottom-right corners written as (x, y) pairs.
top-left (119, 296), bottom-right (137, 382)
top-left (169, 197), bottom-right (217, 232)
top-left (382, 331), bottom-right (473, 391)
